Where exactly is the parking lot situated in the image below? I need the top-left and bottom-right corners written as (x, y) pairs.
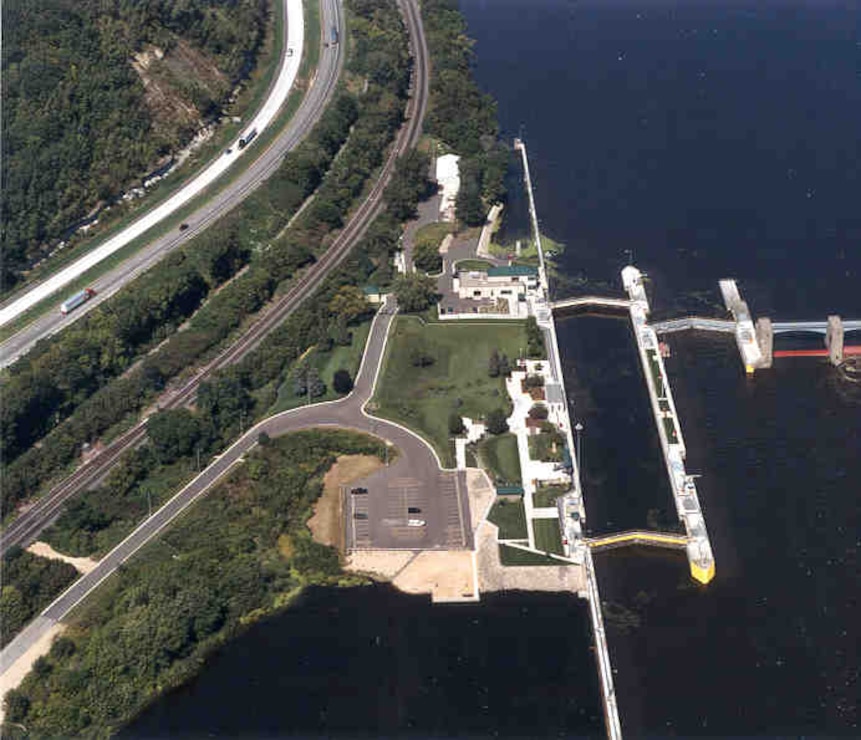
top-left (346, 466), bottom-right (471, 551)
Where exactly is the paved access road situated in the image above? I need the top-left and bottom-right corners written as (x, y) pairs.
top-left (0, 299), bottom-right (472, 675)
top-left (0, 0), bottom-right (341, 367)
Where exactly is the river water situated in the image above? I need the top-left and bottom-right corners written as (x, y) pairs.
top-left (462, 0), bottom-right (860, 734)
top-left (130, 0), bottom-right (859, 736)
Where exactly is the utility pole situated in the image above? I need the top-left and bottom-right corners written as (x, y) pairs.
top-left (144, 488), bottom-right (153, 519)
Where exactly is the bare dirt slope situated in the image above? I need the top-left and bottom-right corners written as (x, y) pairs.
top-left (309, 455), bottom-right (384, 552)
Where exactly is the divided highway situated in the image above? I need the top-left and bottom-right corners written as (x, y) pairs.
top-left (0, 0), bottom-right (430, 560)
top-left (0, 0), bottom-right (331, 367)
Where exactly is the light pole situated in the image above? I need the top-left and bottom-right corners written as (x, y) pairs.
top-left (574, 422), bottom-right (584, 475)
top-left (144, 487), bottom-right (153, 519)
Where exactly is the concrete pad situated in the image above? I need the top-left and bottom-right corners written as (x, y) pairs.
top-left (476, 520), bottom-right (586, 595)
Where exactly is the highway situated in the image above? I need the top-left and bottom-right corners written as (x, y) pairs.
top-left (0, 0), bottom-right (430, 561)
top-left (0, 296), bottom-right (472, 677)
top-left (0, 0), bottom-right (331, 367)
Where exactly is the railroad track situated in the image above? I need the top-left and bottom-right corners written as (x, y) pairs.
top-left (0, 0), bottom-right (429, 556)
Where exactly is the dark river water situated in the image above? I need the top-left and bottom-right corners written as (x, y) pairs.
top-left (130, 0), bottom-right (859, 736)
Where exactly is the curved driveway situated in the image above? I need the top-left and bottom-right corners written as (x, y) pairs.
top-left (0, 299), bottom-right (471, 675)
top-left (0, 0), bottom-right (343, 366)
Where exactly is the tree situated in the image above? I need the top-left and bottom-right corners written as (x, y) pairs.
top-left (409, 344), bottom-right (435, 367)
top-left (524, 373), bottom-right (544, 389)
top-left (384, 149), bottom-right (433, 221)
top-left (413, 240), bottom-right (442, 274)
top-left (488, 349), bottom-right (500, 378)
top-left (526, 316), bottom-right (545, 358)
top-left (333, 369), bottom-right (353, 394)
top-left (448, 412), bottom-right (466, 436)
top-left (50, 636), bottom-right (76, 660)
top-left (393, 273), bottom-right (437, 313)
top-left (485, 409), bottom-right (509, 435)
top-left (3, 689), bottom-right (29, 724)
top-left (146, 409), bottom-right (204, 464)
top-left (293, 363), bottom-right (326, 399)
top-left (455, 158), bottom-right (486, 226)
top-left (328, 286), bottom-right (369, 323)
top-left (498, 352), bottom-right (512, 377)
top-left (529, 404), bottom-right (549, 420)
top-left (197, 369), bottom-right (253, 435)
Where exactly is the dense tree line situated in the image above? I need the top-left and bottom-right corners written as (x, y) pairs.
top-left (420, 0), bottom-right (509, 224)
top-left (4, 431), bottom-right (383, 734)
top-left (1, 0), bottom-right (410, 518)
top-left (0, 548), bottom-right (78, 648)
top-left (1, 0), bottom-right (268, 290)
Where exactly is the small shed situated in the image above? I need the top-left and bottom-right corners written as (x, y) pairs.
top-left (362, 285), bottom-right (384, 304)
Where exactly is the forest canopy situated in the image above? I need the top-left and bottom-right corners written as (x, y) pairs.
top-left (0, 0), bottom-right (268, 291)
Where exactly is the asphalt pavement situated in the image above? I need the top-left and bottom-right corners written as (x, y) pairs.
top-left (0, 0), bottom-right (342, 367)
top-left (0, 298), bottom-right (472, 675)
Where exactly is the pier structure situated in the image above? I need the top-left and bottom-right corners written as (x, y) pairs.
top-left (827, 315), bottom-right (844, 365)
top-left (515, 138), bottom-right (622, 740)
top-left (622, 266), bottom-right (715, 584)
top-left (718, 281), bottom-right (860, 371)
top-left (719, 279), bottom-right (765, 374)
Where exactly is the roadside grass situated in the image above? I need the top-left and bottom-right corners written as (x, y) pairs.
top-left (477, 432), bottom-right (521, 485)
top-left (371, 316), bottom-right (528, 466)
top-left (414, 222), bottom-right (454, 249)
top-left (532, 517), bottom-right (564, 555)
top-left (0, 0), bottom-right (322, 341)
top-left (487, 499), bottom-right (527, 540)
top-left (532, 483), bottom-right (568, 508)
top-left (498, 544), bottom-right (557, 566)
top-left (453, 259), bottom-right (493, 272)
top-left (269, 317), bottom-right (373, 414)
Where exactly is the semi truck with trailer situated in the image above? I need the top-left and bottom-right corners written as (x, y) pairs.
top-left (60, 288), bottom-right (96, 315)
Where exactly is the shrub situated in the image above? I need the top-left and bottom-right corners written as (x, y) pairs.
top-left (528, 404), bottom-right (549, 420)
top-left (333, 369), bottom-right (354, 394)
top-left (486, 409), bottom-right (509, 435)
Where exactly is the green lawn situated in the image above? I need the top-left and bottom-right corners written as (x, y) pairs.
top-left (270, 317), bottom-right (373, 414)
top-left (414, 222), bottom-right (454, 249)
top-left (477, 433), bottom-right (521, 485)
top-left (498, 544), bottom-right (557, 566)
top-left (533, 517), bottom-right (564, 555)
top-left (454, 259), bottom-right (493, 272)
top-left (488, 232), bottom-right (564, 263)
top-left (372, 316), bottom-right (529, 465)
top-left (487, 499), bottom-right (527, 540)
top-left (533, 484), bottom-right (567, 508)
top-left (528, 429), bottom-right (565, 462)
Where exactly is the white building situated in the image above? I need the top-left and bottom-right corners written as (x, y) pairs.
top-left (435, 153), bottom-right (460, 222)
top-left (452, 264), bottom-right (539, 301)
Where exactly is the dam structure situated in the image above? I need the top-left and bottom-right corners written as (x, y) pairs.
top-left (622, 266), bottom-right (716, 585)
top-left (649, 281), bottom-right (861, 373)
top-left (515, 138), bottom-right (622, 740)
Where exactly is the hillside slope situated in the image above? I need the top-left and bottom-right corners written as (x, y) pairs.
top-left (1, 0), bottom-right (269, 291)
